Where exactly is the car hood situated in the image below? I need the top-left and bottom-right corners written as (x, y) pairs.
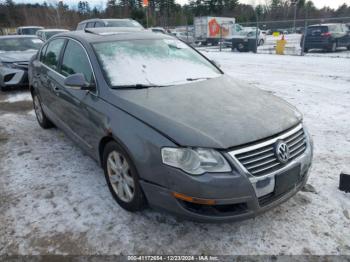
top-left (109, 75), bottom-right (302, 149)
top-left (0, 51), bottom-right (37, 63)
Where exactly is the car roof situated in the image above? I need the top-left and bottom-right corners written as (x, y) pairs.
top-left (78, 18), bottom-right (134, 24)
top-left (0, 35), bottom-right (39, 39)
top-left (308, 23), bottom-right (343, 27)
top-left (55, 27), bottom-right (174, 43)
top-left (38, 29), bottom-right (69, 32)
top-left (17, 26), bottom-right (44, 29)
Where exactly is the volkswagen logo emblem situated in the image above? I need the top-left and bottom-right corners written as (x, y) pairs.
top-left (274, 140), bottom-right (290, 164)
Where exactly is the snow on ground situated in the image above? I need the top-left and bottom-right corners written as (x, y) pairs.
top-left (1, 52), bottom-right (350, 256)
top-left (0, 91), bottom-right (32, 103)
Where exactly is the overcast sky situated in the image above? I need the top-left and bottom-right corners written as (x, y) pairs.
top-left (12, 0), bottom-right (350, 9)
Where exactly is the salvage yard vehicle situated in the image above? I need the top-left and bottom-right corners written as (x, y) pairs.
top-left (0, 35), bottom-right (43, 91)
top-left (16, 26), bottom-right (44, 35)
top-left (302, 23), bottom-right (350, 52)
top-left (194, 16), bottom-right (241, 46)
top-left (36, 29), bottom-right (69, 42)
top-left (76, 18), bottom-right (144, 30)
top-left (29, 28), bottom-right (313, 222)
top-left (224, 29), bottom-right (265, 52)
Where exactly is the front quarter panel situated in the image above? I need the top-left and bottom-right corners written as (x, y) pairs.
top-left (101, 99), bottom-right (177, 188)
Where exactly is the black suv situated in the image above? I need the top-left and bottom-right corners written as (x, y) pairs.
top-left (302, 23), bottom-right (350, 52)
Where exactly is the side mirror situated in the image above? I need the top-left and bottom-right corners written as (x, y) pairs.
top-left (64, 73), bottom-right (94, 91)
top-left (211, 60), bottom-right (221, 68)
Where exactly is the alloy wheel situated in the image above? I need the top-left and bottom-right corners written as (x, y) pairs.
top-left (106, 150), bottom-right (135, 203)
top-left (33, 95), bottom-right (44, 123)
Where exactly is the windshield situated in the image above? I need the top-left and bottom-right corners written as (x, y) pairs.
top-left (93, 38), bottom-right (222, 87)
top-left (0, 37), bottom-right (43, 52)
top-left (45, 31), bottom-right (65, 40)
top-left (21, 28), bottom-right (42, 35)
top-left (105, 20), bottom-right (143, 28)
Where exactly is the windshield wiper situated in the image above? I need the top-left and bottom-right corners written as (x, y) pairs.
top-left (186, 77), bottom-right (213, 82)
top-left (111, 84), bottom-right (166, 89)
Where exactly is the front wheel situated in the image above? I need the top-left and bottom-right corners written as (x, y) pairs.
top-left (103, 141), bottom-right (146, 212)
top-left (32, 92), bottom-right (54, 129)
top-left (237, 43), bottom-right (248, 52)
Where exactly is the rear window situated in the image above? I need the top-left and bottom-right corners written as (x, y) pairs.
top-left (307, 26), bottom-right (328, 35)
top-left (76, 24), bottom-right (85, 30)
top-left (21, 28), bottom-right (42, 35)
top-left (105, 20), bottom-right (143, 28)
top-left (0, 37), bottom-right (43, 52)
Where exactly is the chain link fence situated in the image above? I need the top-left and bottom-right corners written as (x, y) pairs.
top-left (186, 16), bottom-right (350, 58)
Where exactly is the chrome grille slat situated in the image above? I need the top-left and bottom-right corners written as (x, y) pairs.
top-left (241, 152), bottom-right (275, 165)
top-left (229, 124), bottom-right (307, 177)
top-left (245, 157), bottom-right (277, 170)
top-left (290, 145), bottom-right (306, 159)
top-left (289, 135), bottom-right (305, 148)
top-left (290, 140), bottom-right (306, 153)
top-left (285, 130), bottom-right (304, 143)
top-left (236, 147), bottom-right (273, 160)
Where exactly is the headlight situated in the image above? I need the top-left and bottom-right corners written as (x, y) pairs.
top-left (0, 61), bottom-right (14, 68)
top-left (161, 147), bottom-right (232, 175)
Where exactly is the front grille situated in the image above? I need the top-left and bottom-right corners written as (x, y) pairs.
top-left (230, 125), bottom-right (307, 177)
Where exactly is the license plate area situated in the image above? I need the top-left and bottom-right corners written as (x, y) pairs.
top-left (257, 164), bottom-right (302, 207)
top-left (274, 164), bottom-right (301, 196)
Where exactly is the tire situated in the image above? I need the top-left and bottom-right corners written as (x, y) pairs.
top-left (103, 141), bottom-right (146, 212)
top-left (0, 85), bottom-right (8, 92)
top-left (347, 45), bottom-right (350, 51)
top-left (32, 91), bottom-right (54, 129)
top-left (259, 39), bottom-right (264, 46)
top-left (303, 48), bottom-right (309, 53)
top-left (237, 43), bottom-right (248, 52)
top-left (329, 42), bottom-right (337, 52)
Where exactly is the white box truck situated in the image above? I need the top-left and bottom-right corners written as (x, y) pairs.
top-left (194, 16), bottom-right (239, 45)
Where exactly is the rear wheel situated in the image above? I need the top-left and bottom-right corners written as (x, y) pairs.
top-left (32, 92), bottom-right (54, 129)
top-left (103, 141), bottom-right (146, 212)
top-left (329, 42), bottom-right (337, 52)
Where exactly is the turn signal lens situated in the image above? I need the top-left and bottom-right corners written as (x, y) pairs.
top-left (172, 192), bottom-right (216, 205)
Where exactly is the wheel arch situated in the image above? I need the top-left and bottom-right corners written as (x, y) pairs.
top-left (98, 135), bottom-right (115, 166)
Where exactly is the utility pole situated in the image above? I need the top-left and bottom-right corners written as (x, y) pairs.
top-left (291, 0), bottom-right (299, 33)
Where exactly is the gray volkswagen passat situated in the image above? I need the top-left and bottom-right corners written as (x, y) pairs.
top-left (29, 28), bottom-right (313, 222)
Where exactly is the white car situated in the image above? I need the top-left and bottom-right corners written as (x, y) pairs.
top-left (242, 27), bottom-right (266, 45)
top-left (36, 29), bottom-right (69, 42)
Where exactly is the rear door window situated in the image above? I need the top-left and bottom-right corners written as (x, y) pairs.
top-left (43, 38), bottom-right (65, 71)
top-left (95, 21), bottom-right (105, 27)
top-left (86, 22), bottom-right (95, 28)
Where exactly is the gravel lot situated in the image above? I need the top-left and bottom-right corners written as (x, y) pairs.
top-left (1, 52), bottom-right (350, 256)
